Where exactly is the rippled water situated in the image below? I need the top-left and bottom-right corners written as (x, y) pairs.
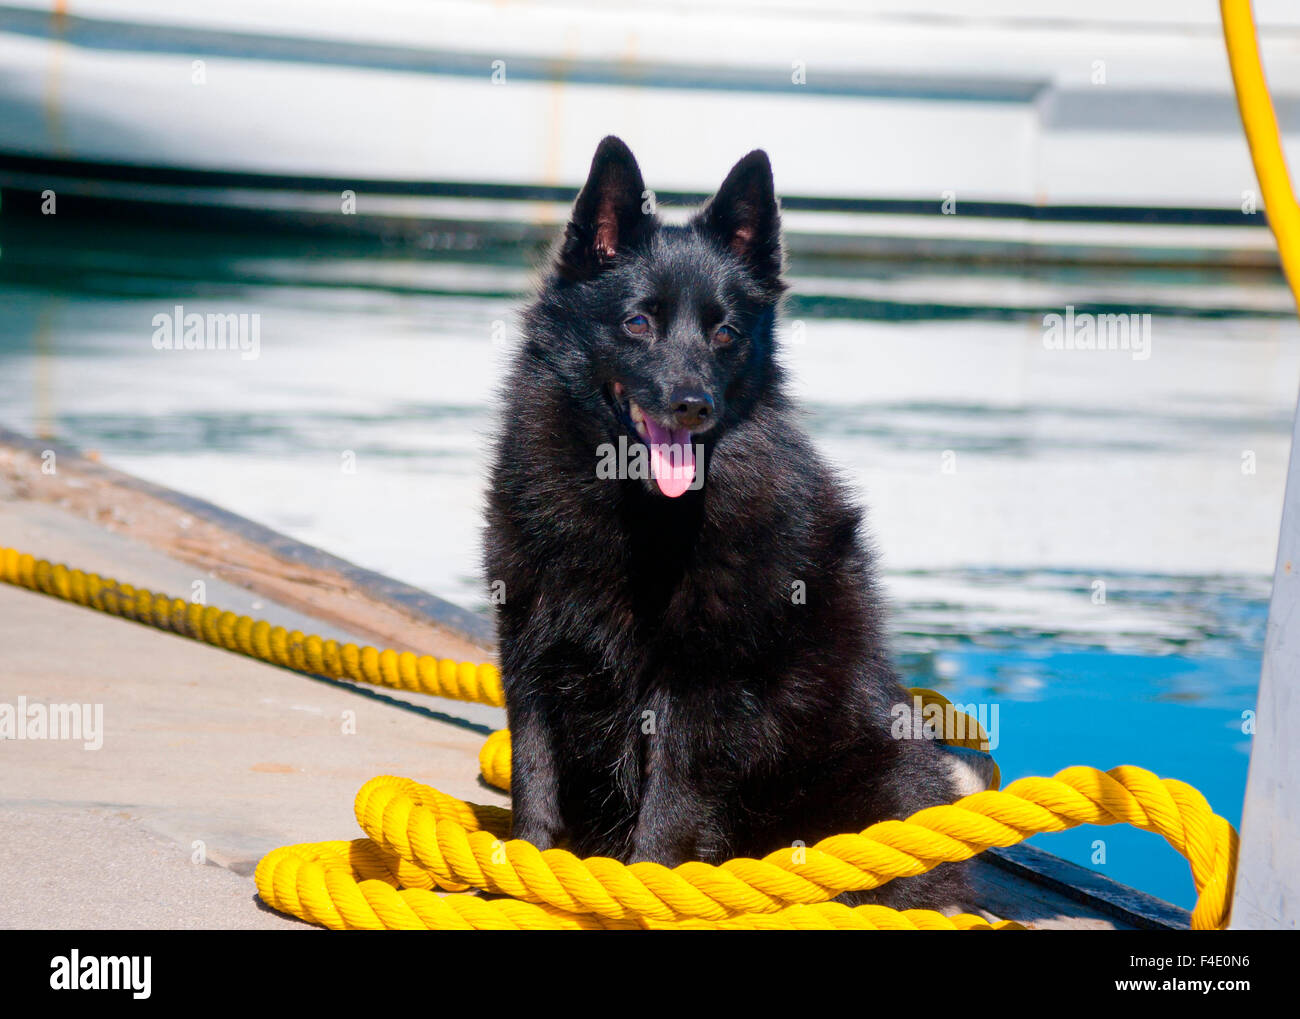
top-left (2, 220), bottom-right (1295, 910)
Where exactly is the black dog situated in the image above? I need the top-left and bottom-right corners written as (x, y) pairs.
top-left (483, 136), bottom-right (975, 909)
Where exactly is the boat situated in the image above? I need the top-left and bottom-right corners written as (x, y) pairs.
top-left (1, 0), bottom-right (1299, 265)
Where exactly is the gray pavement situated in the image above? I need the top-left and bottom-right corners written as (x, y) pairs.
top-left (0, 495), bottom-right (507, 929)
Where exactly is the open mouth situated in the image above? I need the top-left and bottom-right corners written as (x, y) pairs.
top-left (609, 381), bottom-right (698, 498)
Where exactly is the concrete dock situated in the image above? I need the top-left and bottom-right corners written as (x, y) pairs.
top-left (0, 443), bottom-right (506, 929)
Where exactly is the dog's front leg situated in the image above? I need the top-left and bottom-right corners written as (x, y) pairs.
top-left (627, 722), bottom-right (725, 866)
top-left (505, 697), bottom-right (566, 849)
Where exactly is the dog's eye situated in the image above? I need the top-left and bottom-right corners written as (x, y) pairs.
top-left (712, 324), bottom-right (737, 346)
top-left (624, 315), bottom-right (650, 336)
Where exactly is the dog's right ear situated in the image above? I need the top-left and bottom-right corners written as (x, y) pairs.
top-left (556, 136), bottom-right (652, 281)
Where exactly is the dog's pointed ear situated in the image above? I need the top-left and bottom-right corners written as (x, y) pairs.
top-left (556, 136), bottom-right (652, 281)
top-left (697, 150), bottom-right (783, 295)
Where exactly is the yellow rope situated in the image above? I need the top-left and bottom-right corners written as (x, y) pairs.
top-left (478, 728), bottom-right (514, 790)
top-left (252, 761), bottom-right (1235, 930)
top-left (253, 839), bottom-right (1021, 930)
top-left (0, 547), bottom-right (504, 707)
top-left (321, 765), bottom-right (1232, 930)
top-left (1221, 0), bottom-right (1300, 310)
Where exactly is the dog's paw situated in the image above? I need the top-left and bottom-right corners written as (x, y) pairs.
top-left (938, 744), bottom-right (999, 796)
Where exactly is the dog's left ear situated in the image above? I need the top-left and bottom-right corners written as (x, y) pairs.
top-left (557, 136), bottom-right (653, 281)
top-left (697, 150), bottom-right (783, 296)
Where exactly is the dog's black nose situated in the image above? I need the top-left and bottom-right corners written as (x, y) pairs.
top-left (671, 389), bottom-right (714, 430)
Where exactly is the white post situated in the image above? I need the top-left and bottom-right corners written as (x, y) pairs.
top-left (1231, 393), bottom-right (1300, 929)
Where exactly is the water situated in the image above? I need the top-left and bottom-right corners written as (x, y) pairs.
top-left (1, 219), bottom-right (1295, 911)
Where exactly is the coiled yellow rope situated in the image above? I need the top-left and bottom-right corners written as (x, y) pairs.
top-left (254, 836), bottom-right (1018, 930)
top-left (1, 547), bottom-right (1237, 929)
top-left (255, 763), bottom-right (1234, 931)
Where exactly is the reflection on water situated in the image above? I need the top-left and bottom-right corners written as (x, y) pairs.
top-left (1, 219), bottom-right (1295, 909)
top-left (894, 568), bottom-right (1270, 666)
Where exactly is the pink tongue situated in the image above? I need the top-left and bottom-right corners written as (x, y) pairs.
top-left (641, 417), bottom-right (696, 497)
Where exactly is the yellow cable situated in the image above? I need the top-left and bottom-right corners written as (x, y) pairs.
top-left (256, 762), bottom-right (1234, 931)
top-left (253, 840), bottom-right (1023, 929)
top-left (478, 728), bottom-right (514, 790)
top-left (0, 547), bottom-right (503, 707)
top-left (1221, 0), bottom-right (1300, 309)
